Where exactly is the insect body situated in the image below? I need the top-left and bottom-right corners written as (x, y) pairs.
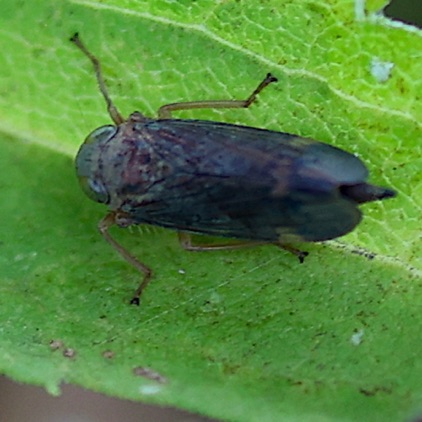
top-left (71, 34), bottom-right (396, 304)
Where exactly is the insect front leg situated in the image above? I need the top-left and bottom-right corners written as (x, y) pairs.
top-left (70, 33), bottom-right (125, 125)
top-left (158, 73), bottom-right (278, 119)
top-left (99, 212), bottom-right (152, 305)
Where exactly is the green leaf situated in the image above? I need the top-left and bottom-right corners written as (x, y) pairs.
top-left (0, 1), bottom-right (421, 421)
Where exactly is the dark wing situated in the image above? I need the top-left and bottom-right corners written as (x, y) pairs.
top-left (126, 119), bottom-right (366, 242)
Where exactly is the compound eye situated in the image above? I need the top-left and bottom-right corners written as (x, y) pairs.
top-left (79, 177), bottom-right (110, 204)
top-left (75, 125), bottom-right (117, 204)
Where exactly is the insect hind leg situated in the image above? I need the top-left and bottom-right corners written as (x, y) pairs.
top-left (178, 232), bottom-right (308, 263)
top-left (275, 244), bottom-right (309, 263)
top-left (158, 73), bottom-right (278, 119)
top-left (178, 232), bottom-right (273, 251)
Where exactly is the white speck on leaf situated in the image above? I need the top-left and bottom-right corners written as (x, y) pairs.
top-left (370, 57), bottom-right (394, 83)
top-left (351, 329), bottom-right (365, 346)
top-left (139, 384), bottom-right (163, 395)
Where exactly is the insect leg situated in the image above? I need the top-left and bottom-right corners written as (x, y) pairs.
top-left (99, 212), bottom-right (152, 305)
top-left (178, 232), bottom-right (272, 251)
top-left (158, 73), bottom-right (278, 119)
top-left (70, 33), bottom-right (125, 125)
top-left (275, 244), bottom-right (309, 263)
top-left (179, 233), bottom-right (308, 263)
